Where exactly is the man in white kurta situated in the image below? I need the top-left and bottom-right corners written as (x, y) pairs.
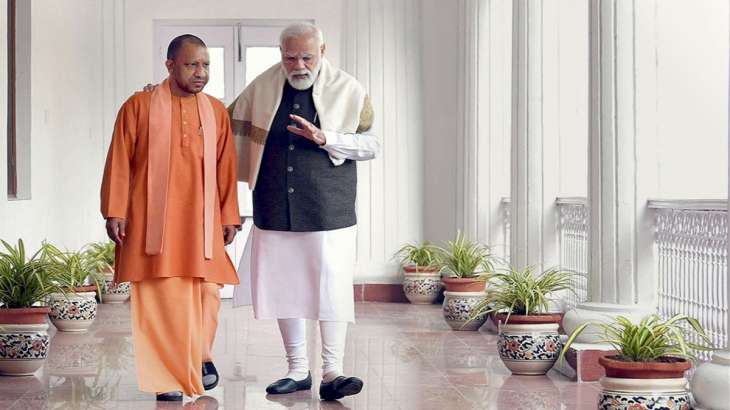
top-left (230, 23), bottom-right (379, 401)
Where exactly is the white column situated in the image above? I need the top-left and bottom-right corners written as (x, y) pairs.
top-left (510, 0), bottom-right (559, 270)
top-left (563, 0), bottom-right (654, 341)
top-left (456, 0), bottom-right (511, 256)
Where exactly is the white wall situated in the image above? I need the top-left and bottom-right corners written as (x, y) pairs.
top-left (652, 0), bottom-right (728, 198)
top-left (0, 0), bottom-right (108, 253)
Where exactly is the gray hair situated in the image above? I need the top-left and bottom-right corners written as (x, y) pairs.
top-left (279, 22), bottom-right (324, 48)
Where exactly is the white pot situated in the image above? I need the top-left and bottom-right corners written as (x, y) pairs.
top-left (498, 322), bottom-right (561, 375)
top-left (562, 302), bottom-right (655, 343)
top-left (442, 291), bottom-right (487, 331)
top-left (691, 350), bottom-right (730, 410)
top-left (48, 292), bottom-right (98, 332)
top-left (599, 376), bottom-right (690, 409)
top-left (0, 323), bottom-right (50, 376)
top-left (100, 273), bottom-right (130, 304)
top-left (402, 272), bottom-right (443, 304)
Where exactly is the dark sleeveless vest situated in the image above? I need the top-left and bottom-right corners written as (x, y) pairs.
top-left (252, 82), bottom-right (357, 232)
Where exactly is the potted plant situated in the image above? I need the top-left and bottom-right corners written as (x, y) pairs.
top-left (469, 266), bottom-right (574, 374)
top-left (562, 314), bottom-right (713, 409)
top-left (394, 241), bottom-right (443, 304)
top-left (86, 242), bottom-right (129, 304)
top-left (42, 243), bottom-right (102, 333)
top-left (436, 232), bottom-right (497, 331)
top-left (0, 239), bottom-right (65, 376)
top-left (436, 231), bottom-right (495, 292)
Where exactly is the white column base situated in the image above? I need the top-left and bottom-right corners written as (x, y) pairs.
top-left (691, 350), bottom-right (730, 410)
top-left (562, 302), bottom-right (655, 343)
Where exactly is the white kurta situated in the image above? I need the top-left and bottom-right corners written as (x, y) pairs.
top-left (233, 130), bottom-right (379, 323)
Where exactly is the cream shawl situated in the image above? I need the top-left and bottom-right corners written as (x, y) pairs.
top-left (229, 58), bottom-right (373, 189)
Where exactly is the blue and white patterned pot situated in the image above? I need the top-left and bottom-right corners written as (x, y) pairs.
top-left (497, 322), bottom-right (562, 375)
top-left (599, 376), bottom-right (691, 410)
top-left (0, 322), bottom-right (50, 376)
top-left (442, 291), bottom-right (488, 331)
top-left (403, 271), bottom-right (443, 304)
top-left (101, 273), bottom-right (130, 304)
top-left (48, 292), bottom-right (97, 333)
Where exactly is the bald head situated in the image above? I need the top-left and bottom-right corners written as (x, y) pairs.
top-left (167, 34), bottom-right (206, 60)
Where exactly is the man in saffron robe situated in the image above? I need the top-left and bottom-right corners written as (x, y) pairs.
top-left (100, 34), bottom-right (240, 401)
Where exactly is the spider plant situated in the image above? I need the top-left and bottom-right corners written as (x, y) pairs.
top-left (467, 266), bottom-right (575, 323)
top-left (85, 241), bottom-right (115, 274)
top-left (560, 314), bottom-right (714, 363)
top-left (0, 239), bottom-right (66, 309)
top-left (394, 241), bottom-right (440, 271)
top-left (41, 243), bottom-right (103, 294)
top-left (435, 231), bottom-right (496, 279)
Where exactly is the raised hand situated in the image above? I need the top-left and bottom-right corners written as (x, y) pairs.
top-left (287, 114), bottom-right (326, 146)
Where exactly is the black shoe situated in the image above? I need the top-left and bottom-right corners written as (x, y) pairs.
top-left (319, 376), bottom-right (364, 401)
top-left (266, 372), bottom-right (312, 395)
top-left (202, 361), bottom-right (219, 391)
top-left (156, 391), bottom-right (183, 401)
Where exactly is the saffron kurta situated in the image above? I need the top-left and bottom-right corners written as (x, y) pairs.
top-left (101, 91), bottom-right (239, 285)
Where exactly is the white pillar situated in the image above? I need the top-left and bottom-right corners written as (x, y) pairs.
top-left (562, 0), bottom-right (654, 341)
top-left (509, 0), bottom-right (559, 270)
top-left (457, 0), bottom-right (511, 256)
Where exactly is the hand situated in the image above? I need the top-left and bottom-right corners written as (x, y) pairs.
top-left (223, 225), bottom-right (239, 245)
top-left (287, 114), bottom-right (327, 145)
top-left (105, 218), bottom-right (127, 246)
top-left (143, 83), bottom-right (159, 92)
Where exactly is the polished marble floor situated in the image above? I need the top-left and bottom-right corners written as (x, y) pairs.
top-left (0, 302), bottom-right (600, 409)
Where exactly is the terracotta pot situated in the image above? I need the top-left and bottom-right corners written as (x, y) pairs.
top-left (441, 277), bottom-right (486, 292)
top-left (0, 307), bottom-right (52, 376)
top-left (0, 307), bottom-right (50, 324)
top-left (599, 355), bottom-right (691, 379)
top-left (402, 265), bottom-right (440, 274)
top-left (73, 285), bottom-right (98, 293)
top-left (494, 313), bottom-right (562, 325)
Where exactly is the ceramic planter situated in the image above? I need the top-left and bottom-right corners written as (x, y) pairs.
top-left (496, 313), bottom-right (563, 375)
top-left (48, 287), bottom-right (98, 332)
top-left (441, 277), bottom-right (486, 292)
top-left (100, 271), bottom-right (130, 304)
top-left (0, 307), bottom-right (51, 376)
top-left (402, 266), bottom-right (443, 304)
top-left (442, 291), bottom-right (487, 331)
top-left (598, 356), bottom-right (692, 410)
top-left (691, 351), bottom-right (730, 410)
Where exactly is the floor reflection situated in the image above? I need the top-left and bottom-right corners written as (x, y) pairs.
top-left (0, 302), bottom-right (600, 409)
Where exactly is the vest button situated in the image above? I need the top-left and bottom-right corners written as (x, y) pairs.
top-left (288, 144), bottom-right (295, 151)
top-left (287, 166), bottom-right (294, 172)
top-left (288, 187), bottom-right (295, 194)
top-left (293, 103), bottom-right (300, 110)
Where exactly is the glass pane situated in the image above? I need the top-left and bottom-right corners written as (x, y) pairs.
top-left (205, 47), bottom-right (225, 99)
top-left (245, 47), bottom-right (281, 86)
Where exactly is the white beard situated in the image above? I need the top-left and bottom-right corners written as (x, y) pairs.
top-left (285, 61), bottom-right (322, 90)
